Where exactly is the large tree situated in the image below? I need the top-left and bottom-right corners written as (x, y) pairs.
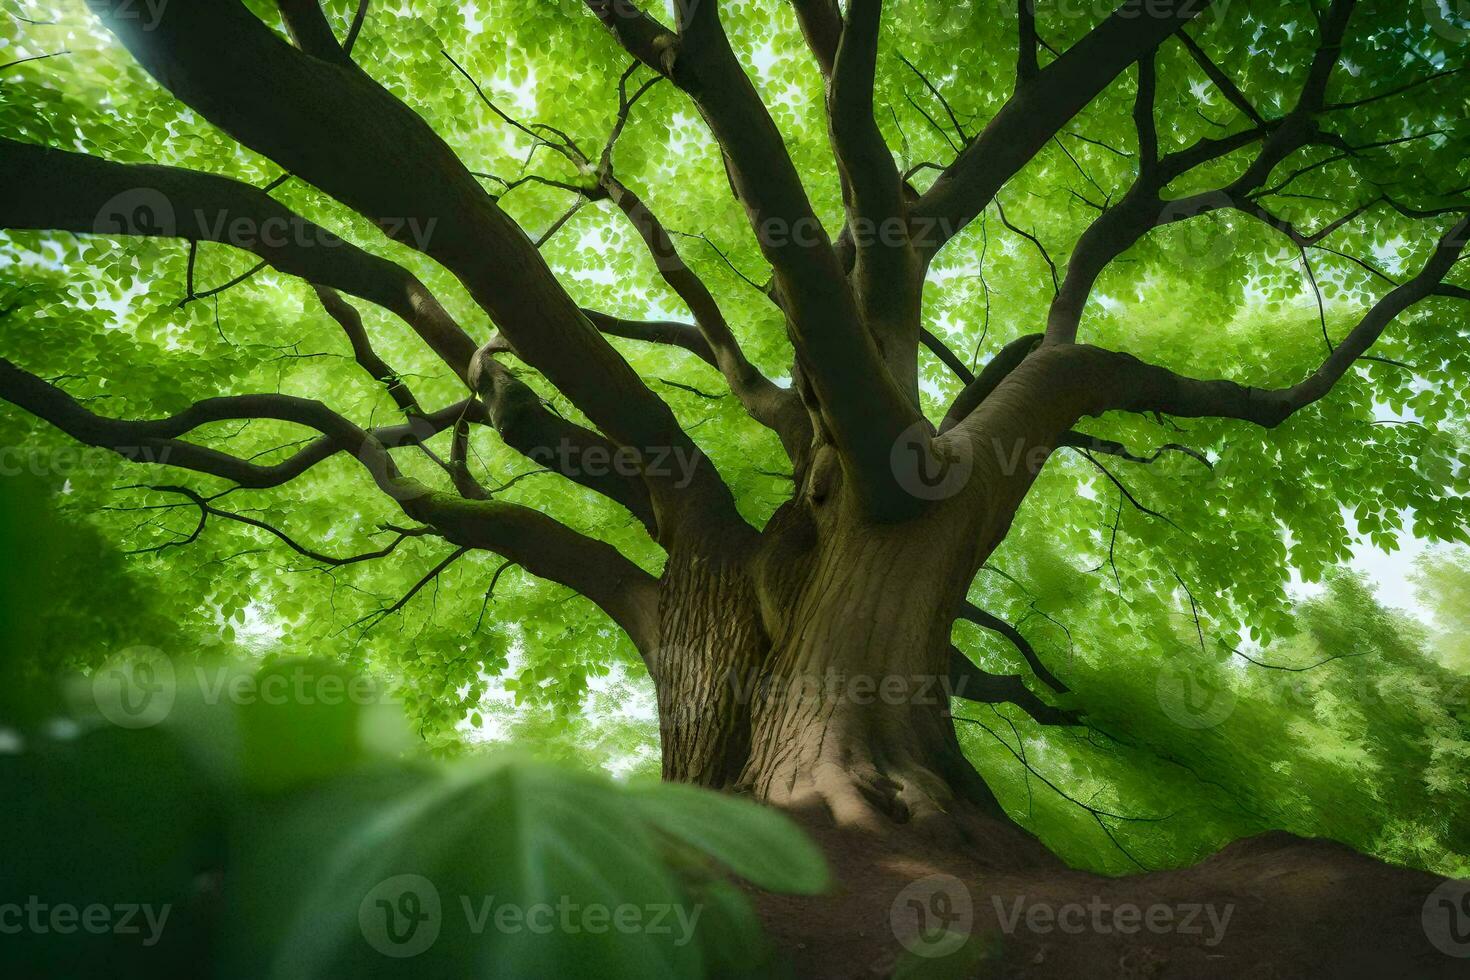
top-left (3, 0), bottom-right (1468, 888)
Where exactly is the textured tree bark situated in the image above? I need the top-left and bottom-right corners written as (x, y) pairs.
top-left (741, 514), bottom-right (993, 828)
top-left (650, 452), bottom-right (1026, 846)
top-left (652, 542), bottom-right (768, 788)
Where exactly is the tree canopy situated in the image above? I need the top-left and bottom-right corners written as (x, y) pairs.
top-left (2, 0), bottom-right (1469, 877)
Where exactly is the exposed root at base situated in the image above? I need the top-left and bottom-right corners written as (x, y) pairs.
top-left (758, 759), bottom-right (1059, 871)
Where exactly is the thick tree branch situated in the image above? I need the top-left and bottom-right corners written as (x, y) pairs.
top-left (0, 356), bottom-right (660, 649)
top-left (444, 61), bottom-right (812, 463)
top-left (600, 173), bottom-right (809, 456)
top-left (0, 140), bottom-right (656, 529)
top-left (332, 510), bottom-right (656, 648)
top-left (1175, 28), bottom-right (1265, 127)
top-left (940, 210), bottom-right (1465, 545)
top-left (313, 286), bottom-right (420, 415)
top-left (0, 138), bottom-right (479, 377)
top-left (583, 0), bottom-right (922, 517)
top-left (470, 353), bottom-right (657, 532)
top-left (940, 333), bottom-right (1042, 433)
top-left (93, 0), bottom-right (739, 541)
top-left (407, 492), bottom-right (660, 654)
top-left (957, 602), bottom-right (1068, 693)
top-left (948, 647), bottom-right (1078, 726)
top-left (1043, 1), bottom-right (1360, 345)
top-left (788, 0), bottom-right (842, 78)
top-left (911, 0), bottom-right (1212, 262)
top-left (1016, 0), bottom-right (1039, 84)
top-left (277, 0), bottom-right (352, 65)
top-left (448, 415), bottom-right (492, 501)
top-left (583, 0), bottom-right (850, 309)
top-left (827, 0), bottom-right (918, 377)
top-left (1078, 213), bottom-right (1470, 426)
top-left (921, 328), bottom-right (975, 386)
top-left (0, 354), bottom-right (417, 493)
top-left (926, 330), bottom-right (1212, 472)
top-left (582, 310), bottom-right (716, 366)
top-left (927, 330), bottom-right (1202, 473)
top-left (1133, 53), bottom-right (1159, 180)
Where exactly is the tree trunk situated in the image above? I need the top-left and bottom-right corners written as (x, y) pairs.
top-left (651, 458), bottom-right (1031, 852)
top-left (653, 542), bottom-right (767, 788)
top-left (738, 510), bottom-right (997, 829)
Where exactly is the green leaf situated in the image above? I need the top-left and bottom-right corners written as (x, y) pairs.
top-left (626, 781), bottom-right (831, 895)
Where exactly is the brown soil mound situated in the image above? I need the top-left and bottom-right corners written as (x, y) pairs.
top-left (751, 813), bottom-right (1464, 978)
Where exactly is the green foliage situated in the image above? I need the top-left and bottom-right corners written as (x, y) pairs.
top-left (1414, 549), bottom-right (1470, 672)
top-left (958, 559), bottom-right (1470, 877)
top-left (0, 655), bottom-right (825, 978)
top-left (1, 0), bottom-right (1468, 894)
top-left (625, 781), bottom-right (832, 895)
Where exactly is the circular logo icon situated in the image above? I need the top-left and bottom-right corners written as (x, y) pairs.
top-left (917, 0), bottom-right (977, 42)
top-left (1423, 0), bottom-right (1470, 42)
top-left (1155, 663), bottom-right (1236, 730)
top-left (1423, 878), bottom-right (1470, 958)
top-left (890, 873), bottom-right (973, 959)
top-left (93, 188), bottom-right (177, 237)
top-left (359, 874), bottom-right (441, 958)
top-left (92, 646), bottom-right (176, 729)
top-left (1156, 194), bottom-right (1238, 271)
top-left (892, 423), bottom-right (973, 501)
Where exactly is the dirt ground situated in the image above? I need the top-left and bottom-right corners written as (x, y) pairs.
top-left (750, 811), bottom-right (1467, 978)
